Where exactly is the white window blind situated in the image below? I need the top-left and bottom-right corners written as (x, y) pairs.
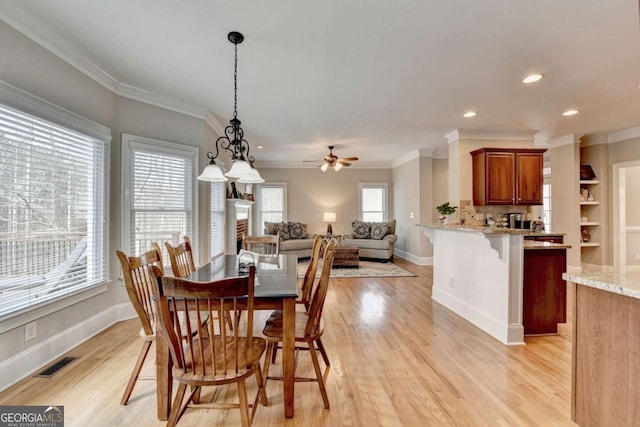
top-left (210, 182), bottom-right (225, 258)
top-left (359, 183), bottom-right (388, 222)
top-left (0, 103), bottom-right (107, 319)
top-left (257, 183), bottom-right (287, 234)
top-left (121, 134), bottom-right (198, 269)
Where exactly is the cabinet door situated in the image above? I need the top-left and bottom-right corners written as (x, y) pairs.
top-left (516, 153), bottom-right (543, 205)
top-left (486, 152), bottom-right (515, 204)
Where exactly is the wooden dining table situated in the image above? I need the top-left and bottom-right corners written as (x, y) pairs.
top-left (155, 253), bottom-right (299, 419)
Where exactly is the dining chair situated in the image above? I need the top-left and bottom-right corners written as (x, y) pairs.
top-left (153, 265), bottom-right (268, 427)
top-left (262, 244), bottom-right (336, 409)
top-left (242, 234), bottom-right (280, 256)
top-left (116, 243), bottom-right (164, 405)
top-left (164, 236), bottom-right (196, 278)
top-left (165, 236), bottom-right (232, 331)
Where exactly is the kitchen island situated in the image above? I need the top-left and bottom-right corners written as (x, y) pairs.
top-left (562, 270), bottom-right (640, 426)
top-left (420, 224), bottom-right (570, 345)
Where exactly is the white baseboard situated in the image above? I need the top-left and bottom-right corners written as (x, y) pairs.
top-left (0, 303), bottom-right (136, 392)
top-left (395, 249), bottom-right (432, 266)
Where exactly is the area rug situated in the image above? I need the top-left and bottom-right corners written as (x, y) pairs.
top-left (297, 260), bottom-right (416, 279)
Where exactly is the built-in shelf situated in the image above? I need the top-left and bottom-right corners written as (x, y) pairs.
top-left (579, 180), bottom-right (600, 185)
top-left (580, 201), bottom-right (599, 205)
top-left (580, 242), bottom-right (601, 248)
top-left (580, 222), bottom-right (600, 226)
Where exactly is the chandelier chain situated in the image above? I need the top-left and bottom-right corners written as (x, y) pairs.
top-left (233, 42), bottom-right (238, 119)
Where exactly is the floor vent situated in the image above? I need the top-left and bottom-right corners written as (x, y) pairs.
top-left (34, 357), bottom-right (78, 378)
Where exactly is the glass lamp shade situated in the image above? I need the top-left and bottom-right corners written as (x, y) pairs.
top-left (225, 159), bottom-right (253, 178)
top-left (197, 163), bottom-right (228, 182)
top-left (237, 167), bottom-right (265, 183)
top-left (334, 162), bottom-right (343, 171)
top-left (320, 162), bottom-right (329, 172)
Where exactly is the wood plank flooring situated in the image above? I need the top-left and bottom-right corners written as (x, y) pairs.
top-left (0, 259), bottom-right (577, 426)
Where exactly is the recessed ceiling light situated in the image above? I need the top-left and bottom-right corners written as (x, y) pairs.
top-left (257, 145), bottom-right (264, 149)
top-left (563, 109), bottom-right (579, 116)
top-left (463, 111), bottom-right (477, 118)
top-left (523, 74), bottom-right (543, 84)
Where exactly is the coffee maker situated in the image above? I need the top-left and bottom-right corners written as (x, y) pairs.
top-left (507, 213), bottom-right (530, 229)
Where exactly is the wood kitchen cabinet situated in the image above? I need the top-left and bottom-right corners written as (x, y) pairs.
top-left (471, 148), bottom-right (546, 205)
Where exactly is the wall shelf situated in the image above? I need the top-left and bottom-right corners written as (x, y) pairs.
top-left (579, 180), bottom-right (600, 185)
top-left (580, 201), bottom-right (599, 205)
top-left (580, 242), bottom-right (601, 248)
top-left (580, 222), bottom-right (600, 226)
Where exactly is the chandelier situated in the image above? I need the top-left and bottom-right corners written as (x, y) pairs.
top-left (198, 31), bottom-right (264, 183)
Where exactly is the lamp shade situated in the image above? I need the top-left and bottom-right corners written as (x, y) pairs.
top-left (225, 159), bottom-right (253, 178)
top-left (237, 167), bottom-right (265, 183)
top-left (320, 162), bottom-right (329, 172)
top-left (197, 163), bottom-right (228, 182)
top-left (323, 212), bottom-right (336, 223)
top-left (334, 162), bottom-right (343, 171)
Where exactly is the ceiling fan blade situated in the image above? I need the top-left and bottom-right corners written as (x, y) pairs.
top-left (340, 156), bottom-right (359, 161)
top-left (302, 160), bottom-right (319, 162)
top-left (340, 162), bottom-right (352, 167)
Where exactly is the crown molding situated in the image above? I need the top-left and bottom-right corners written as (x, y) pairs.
top-left (204, 110), bottom-right (226, 136)
top-left (608, 126), bottom-right (640, 144)
top-left (0, 4), bottom-right (208, 121)
top-left (391, 150), bottom-right (420, 168)
top-left (546, 133), bottom-right (582, 148)
top-left (580, 133), bottom-right (609, 147)
top-left (445, 129), bottom-right (537, 143)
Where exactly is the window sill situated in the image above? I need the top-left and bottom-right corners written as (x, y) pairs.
top-left (0, 282), bottom-right (109, 334)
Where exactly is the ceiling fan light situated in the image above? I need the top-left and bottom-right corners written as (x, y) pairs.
top-left (225, 160), bottom-right (253, 178)
top-left (197, 162), bottom-right (228, 182)
top-left (320, 163), bottom-right (329, 172)
top-left (334, 162), bottom-right (343, 172)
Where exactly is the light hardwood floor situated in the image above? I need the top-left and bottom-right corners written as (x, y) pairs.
top-left (0, 259), bottom-right (577, 426)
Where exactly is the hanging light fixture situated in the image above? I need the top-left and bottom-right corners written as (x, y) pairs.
top-left (198, 31), bottom-right (264, 183)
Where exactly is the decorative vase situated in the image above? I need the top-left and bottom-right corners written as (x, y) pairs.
top-left (439, 214), bottom-right (447, 224)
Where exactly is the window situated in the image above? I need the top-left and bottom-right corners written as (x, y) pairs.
top-left (121, 134), bottom-right (198, 267)
top-left (257, 183), bottom-right (287, 234)
top-left (210, 182), bottom-right (225, 259)
top-left (359, 183), bottom-right (388, 222)
top-left (0, 97), bottom-right (108, 320)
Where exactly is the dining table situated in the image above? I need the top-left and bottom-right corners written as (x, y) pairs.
top-left (155, 253), bottom-right (299, 420)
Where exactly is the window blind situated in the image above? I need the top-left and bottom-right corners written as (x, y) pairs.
top-left (360, 184), bottom-right (387, 222)
top-left (129, 148), bottom-right (193, 264)
top-left (210, 182), bottom-right (225, 258)
top-left (0, 103), bottom-right (107, 319)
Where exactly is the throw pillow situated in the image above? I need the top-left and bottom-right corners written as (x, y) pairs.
top-left (352, 220), bottom-right (371, 239)
top-left (288, 222), bottom-right (308, 239)
top-left (370, 222), bottom-right (389, 240)
top-left (274, 222), bottom-right (290, 241)
top-left (264, 221), bottom-right (278, 235)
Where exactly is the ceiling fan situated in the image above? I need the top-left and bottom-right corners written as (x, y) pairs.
top-left (303, 145), bottom-right (359, 172)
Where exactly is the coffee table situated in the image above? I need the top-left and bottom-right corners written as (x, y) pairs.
top-left (332, 245), bottom-right (359, 268)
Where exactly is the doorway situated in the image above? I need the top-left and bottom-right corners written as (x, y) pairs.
top-left (612, 161), bottom-right (640, 272)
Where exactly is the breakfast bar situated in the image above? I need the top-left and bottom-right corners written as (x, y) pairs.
top-left (420, 224), bottom-right (570, 345)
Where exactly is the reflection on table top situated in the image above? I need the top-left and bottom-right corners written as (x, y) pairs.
top-left (186, 254), bottom-right (299, 298)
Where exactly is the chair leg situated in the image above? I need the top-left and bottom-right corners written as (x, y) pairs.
top-left (309, 341), bottom-right (330, 409)
top-left (120, 340), bottom-right (152, 405)
top-left (237, 379), bottom-right (250, 427)
top-left (255, 363), bottom-right (269, 406)
top-left (316, 338), bottom-right (331, 366)
top-left (263, 341), bottom-right (275, 383)
top-left (167, 383), bottom-right (188, 427)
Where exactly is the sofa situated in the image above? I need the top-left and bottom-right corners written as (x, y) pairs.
top-left (264, 221), bottom-right (315, 259)
top-left (342, 219), bottom-right (397, 262)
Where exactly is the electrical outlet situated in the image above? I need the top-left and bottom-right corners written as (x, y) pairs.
top-left (25, 321), bottom-right (37, 342)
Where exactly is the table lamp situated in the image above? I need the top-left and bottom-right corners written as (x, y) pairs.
top-left (323, 211), bottom-right (336, 235)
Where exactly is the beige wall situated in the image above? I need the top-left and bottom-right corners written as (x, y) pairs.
top-left (0, 21), bottom-right (215, 364)
top-left (256, 167), bottom-right (392, 237)
top-left (392, 157), bottom-right (421, 257)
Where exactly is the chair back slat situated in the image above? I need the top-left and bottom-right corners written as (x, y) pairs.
top-left (242, 234), bottom-right (280, 256)
top-left (116, 245), bottom-right (164, 336)
top-left (305, 244), bottom-right (335, 337)
top-left (165, 236), bottom-right (196, 278)
top-left (301, 235), bottom-right (323, 308)
top-left (154, 266), bottom-right (257, 378)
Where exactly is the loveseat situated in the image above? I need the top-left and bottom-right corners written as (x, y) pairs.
top-left (342, 219), bottom-right (397, 262)
top-left (264, 221), bottom-right (315, 259)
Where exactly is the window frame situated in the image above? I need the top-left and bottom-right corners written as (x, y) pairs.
top-left (210, 181), bottom-right (226, 260)
top-left (120, 134), bottom-right (199, 263)
top-left (256, 182), bottom-right (288, 235)
top-left (358, 182), bottom-right (388, 222)
top-left (0, 80), bottom-right (111, 329)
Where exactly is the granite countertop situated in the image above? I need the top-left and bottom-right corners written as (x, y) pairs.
top-left (563, 271), bottom-right (640, 299)
top-left (523, 240), bottom-right (571, 250)
top-left (420, 223), bottom-right (562, 236)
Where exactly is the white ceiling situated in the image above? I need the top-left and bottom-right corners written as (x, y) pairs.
top-left (1, 1), bottom-right (640, 168)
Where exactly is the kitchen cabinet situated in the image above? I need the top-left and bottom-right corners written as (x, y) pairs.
top-left (524, 234), bottom-right (564, 244)
top-left (471, 148), bottom-right (546, 205)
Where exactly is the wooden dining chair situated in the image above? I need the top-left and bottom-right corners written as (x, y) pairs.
top-left (164, 236), bottom-right (196, 278)
top-left (242, 234), bottom-right (280, 256)
top-left (153, 265), bottom-right (268, 427)
top-left (116, 243), bottom-right (164, 405)
top-left (262, 244), bottom-right (336, 409)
